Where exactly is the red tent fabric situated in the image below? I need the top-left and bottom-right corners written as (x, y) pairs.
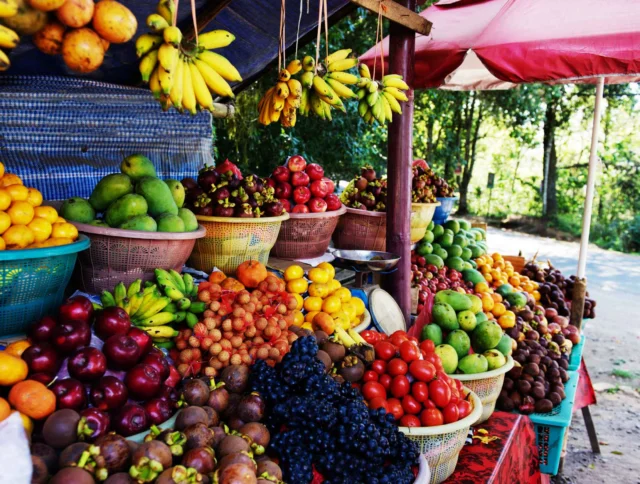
top-left (360, 0), bottom-right (640, 89)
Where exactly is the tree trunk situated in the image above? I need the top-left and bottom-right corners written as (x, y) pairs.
top-left (426, 117), bottom-right (434, 165)
top-left (542, 100), bottom-right (556, 218)
top-left (447, 96), bottom-right (464, 180)
top-left (547, 137), bottom-right (558, 218)
top-left (458, 100), bottom-right (483, 215)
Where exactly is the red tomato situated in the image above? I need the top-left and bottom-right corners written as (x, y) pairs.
top-left (423, 353), bottom-right (444, 371)
top-left (455, 379), bottom-right (464, 391)
top-left (374, 341), bottom-right (396, 361)
top-left (363, 370), bottom-right (379, 383)
top-left (449, 383), bottom-right (461, 404)
top-left (402, 395), bottom-right (421, 415)
top-left (379, 374), bottom-right (392, 390)
top-left (411, 381), bottom-right (429, 403)
top-left (424, 399), bottom-right (436, 409)
top-left (387, 358), bottom-right (408, 377)
top-left (371, 359), bottom-right (387, 375)
top-left (390, 375), bottom-right (410, 399)
top-left (362, 381), bottom-right (386, 401)
top-left (409, 336), bottom-right (419, 345)
top-left (409, 360), bottom-right (437, 382)
top-left (399, 414), bottom-right (421, 427)
top-left (419, 339), bottom-right (435, 354)
top-left (360, 330), bottom-right (379, 345)
top-left (399, 341), bottom-right (420, 362)
top-left (457, 400), bottom-right (473, 419)
top-left (389, 332), bottom-right (409, 348)
top-left (387, 398), bottom-right (404, 421)
top-left (429, 380), bottom-right (452, 408)
top-left (421, 408), bottom-right (444, 427)
top-left (369, 397), bottom-right (389, 413)
top-left (443, 402), bottom-right (460, 424)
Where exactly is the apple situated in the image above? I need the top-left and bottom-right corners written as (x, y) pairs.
top-left (113, 404), bottom-right (148, 437)
top-left (279, 198), bottom-right (292, 212)
top-left (91, 375), bottom-right (129, 411)
top-left (126, 327), bottom-right (152, 357)
top-left (157, 384), bottom-right (179, 405)
top-left (58, 295), bottom-right (94, 325)
top-left (21, 344), bottom-right (60, 375)
top-left (140, 353), bottom-right (170, 381)
top-left (309, 198), bottom-right (328, 213)
top-left (291, 204), bottom-right (309, 213)
top-left (68, 347), bottom-right (107, 382)
top-left (271, 166), bottom-right (291, 183)
top-left (103, 334), bottom-right (142, 370)
top-left (164, 365), bottom-right (181, 388)
top-left (310, 179), bottom-right (330, 198)
top-left (274, 181), bottom-right (292, 200)
top-left (321, 176), bottom-right (335, 194)
top-left (29, 372), bottom-right (55, 385)
top-left (287, 155), bottom-right (307, 172)
top-left (51, 319), bottom-right (91, 354)
top-left (28, 316), bottom-right (57, 343)
top-left (305, 163), bottom-right (324, 181)
top-left (51, 378), bottom-right (87, 411)
top-left (125, 364), bottom-right (162, 400)
top-left (265, 178), bottom-right (276, 189)
top-left (94, 307), bottom-right (131, 341)
top-left (143, 398), bottom-right (173, 426)
top-left (292, 186), bottom-right (311, 205)
top-left (79, 408), bottom-right (111, 442)
top-left (325, 193), bottom-right (342, 211)
top-left (291, 171), bottom-right (310, 187)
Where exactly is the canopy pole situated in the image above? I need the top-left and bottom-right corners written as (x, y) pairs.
top-left (383, 0), bottom-right (416, 323)
top-left (571, 76), bottom-right (605, 330)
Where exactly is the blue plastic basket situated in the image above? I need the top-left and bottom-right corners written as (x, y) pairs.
top-left (433, 197), bottom-right (458, 225)
top-left (0, 236), bottom-right (90, 337)
top-left (568, 334), bottom-right (586, 371)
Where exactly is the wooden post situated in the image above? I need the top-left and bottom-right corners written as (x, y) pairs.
top-left (383, 0), bottom-right (416, 323)
top-left (570, 277), bottom-right (587, 331)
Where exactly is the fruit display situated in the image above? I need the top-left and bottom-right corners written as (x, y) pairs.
top-left (182, 160), bottom-right (286, 218)
top-left (0, 0), bottom-right (21, 72)
top-left (412, 159), bottom-right (454, 201)
top-left (411, 258), bottom-right (472, 315)
top-left (258, 59), bottom-right (303, 127)
top-left (31, 0), bottom-right (137, 73)
top-left (340, 165), bottom-right (388, 212)
top-left (269, 155), bottom-right (340, 213)
top-left (0, 161), bottom-right (79, 250)
top-left (59, 154), bottom-right (198, 232)
top-left (138, 1), bottom-right (241, 113)
top-left (474, 252), bottom-right (540, 297)
top-left (1, 0), bottom-right (47, 37)
top-left (356, 64), bottom-right (410, 125)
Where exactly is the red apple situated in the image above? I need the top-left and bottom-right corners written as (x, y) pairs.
top-left (79, 408), bottom-right (111, 442)
top-left (279, 198), bottom-right (292, 212)
top-left (265, 178), bottom-right (276, 189)
top-left (94, 307), bottom-right (131, 341)
top-left (325, 193), bottom-right (342, 211)
top-left (310, 179), bottom-right (330, 198)
top-left (29, 372), bottom-right (55, 385)
top-left (140, 353), bottom-right (170, 381)
top-left (113, 404), bottom-right (148, 437)
top-left (274, 181), bottom-right (292, 200)
top-left (126, 327), bottom-right (152, 356)
top-left (91, 375), bottom-right (129, 411)
top-left (157, 385), bottom-right (179, 404)
top-left (305, 163), bottom-right (324, 181)
top-left (28, 316), bottom-right (57, 343)
top-left (271, 166), bottom-right (291, 183)
top-left (309, 198), bottom-right (328, 213)
top-left (103, 334), bottom-right (142, 370)
top-left (321, 176), bottom-right (335, 194)
top-left (22, 344), bottom-right (60, 375)
top-left (292, 186), bottom-right (311, 205)
top-left (291, 171), bottom-right (310, 187)
top-left (287, 155), bottom-right (307, 172)
top-left (125, 364), bottom-right (162, 400)
top-left (143, 398), bottom-right (173, 426)
top-left (51, 319), bottom-right (91, 354)
top-left (291, 204), bottom-right (309, 213)
top-left (164, 365), bottom-right (181, 388)
top-left (59, 295), bottom-right (94, 325)
top-left (51, 378), bottom-right (88, 411)
top-left (68, 347), bottom-right (107, 382)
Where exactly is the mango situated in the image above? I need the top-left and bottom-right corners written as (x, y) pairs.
top-left (461, 268), bottom-right (485, 286)
top-left (421, 324), bottom-right (443, 346)
top-left (119, 215), bottom-right (157, 232)
top-left (506, 291), bottom-right (528, 309)
top-left (444, 219), bottom-right (460, 234)
top-left (416, 241), bottom-right (433, 256)
top-left (484, 349), bottom-right (507, 370)
top-left (432, 224), bottom-right (444, 238)
top-left (471, 320), bottom-right (503, 353)
top-left (60, 197), bottom-right (95, 223)
top-left (496, 334), bottom-right (514, 356)
top-left (453, 234), bottom-right (468, 248)
top-left (434, 246), bottom-right (448, 260)
top-left (121, 154), bottom-right (157, 181)
top-left (435, 290), bottom-right (472, 312)
top-left (422, 230), bottom-right (434, 243)
top-left (88, 220), bottom-right (109, 227)
top-left (156, 213), bottom-right (185, 232)
top-left (432, 302), bottom-right (459, 331)
top-left (438, 230), bottom-right (454, 248)
top-left (496, 284), bottom-right (514, 298)
top-left (475, 312), bottom-right (489, 324)
top-left (446, 329), bottom-right (471, 359)
top-left (448, 244), bottom-right (463, 258)
top-left (461, 247), bottom-right (472, 261)
top-left (445, 256), bottom-right (465, 271)
top-left (458, 354), bottom-right (489, 374)
top-left (177, 208), bottom-right (198, 231)
top-left (89, 174), bottom-right (133, 211)
top-left (468, 294), bottom-right (483, 314)
top-left (457, 310), bottom-right (477, 332)
top-left (135, 177), bottom-right (179, 217)
top-left (165, 179), bottom-right (185, 208)
top-left (435, 344), bottom-right (459, 374)
top-left (105, 194), bottom-right (148, 227)
top-left (458, 219), bottom-right (471, 231)
top-left (424, 254), bottom-right (444, 269)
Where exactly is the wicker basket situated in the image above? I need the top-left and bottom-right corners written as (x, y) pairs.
top-left (189, 214), bottom-right (289, 275)
top-left (411, 202), bottom-right (440, 243)
top-left (503, 255), bottom-right (525, 274)
top-left (332, 207), bottom-right (386, 251)
top-left (449, 356), bottom-right (514, 425)
top-left (72, 223), bottom-right (206, 294)
top-left (400, 389), bottom-right (482, 484)
top-left (271, 206), bottom-right (346, 259)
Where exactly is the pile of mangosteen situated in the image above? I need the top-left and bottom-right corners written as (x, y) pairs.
top-left (339, 166), bottom-right (388, 212)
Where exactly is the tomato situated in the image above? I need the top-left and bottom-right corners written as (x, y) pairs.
top-left (368, 397), bottom-right (389, 413)
top-left (419, 339), bottom-right (435, 354)
top-left (455, 379), bottom-right (464, 391)
top-left (420, 408), bottom-right (444, 427)
top-left (387, 358), bottom-right (408, 376)
top-left (423, 353), bottom-right (444, 371)
top-left (409, 360), bottom-right (436, 382)
top-left (389, 331), bottom-right (409, 348)
top-left (360, 330), bottom-right (379, 345)
top-left (387, 398), bottom-right (404, 421)
top-left (443, 402), bottom-right (460, 424)
top-left (363, 370), bottom-right (379, 383)
top-left (390, 375), bottom-right (410, 399)
top-left (362, 381), bottom-right (386, 401)
top-left (411, 381), bottom-right (429, 403)
top-left (449, 383), bottom-right (461, 404)
top-left (371, 359), bottom-right (387, 375)
top-left (429, 380), bottom-right (451, 408)
top-left (457, 399), bottom-right (473, 419)
top-left (399, 341), bottom-right (420, 362)
top-left (399, 414), bottom-right (421, 427)
top-left (409, 336), bottom-right (419, 345)
top-left (374, 341), bottom-right (396, 361)
top-left (402, 395), bottom-right (421, 415)
top-left (424, 399), bottom-right (436, 409)
top-left (379, 374), bottom-right (392, 390)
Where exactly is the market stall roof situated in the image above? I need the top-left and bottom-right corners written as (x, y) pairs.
top-left (6, 0), bottom-right (351, 87)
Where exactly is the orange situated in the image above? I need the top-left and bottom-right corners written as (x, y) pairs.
top-left (492, 253), bottom-right (502, 261)
top-left (305, 310), bottom-right (320, 323)
top-left (7, 201), bottom-right (34, 225)
top-left (0, 173), bottom-right (22, 187)
top-left (0, 161), bottom-right (4, 178)
top-left (286, 278), bottom-right (308, 294)
top-left (304, 296), bottom-right (323, 312)
top-left (490, 292), bottom-right (502, 303)
top-left (481, 294), bottom-right (495, 312)
top-left (55, 217), bottom-right (66, 223)
top-left (34, 206), bottom-right (58, 224)
top-left (292, 310), bottom-right (304, 326)
top-left (5, 184), bottom-right (29, 202)
top-left (475, 281), bottom-right (489, 293)
top-left (532, 290), bottom-right (541, 302)
top-left (492, 302), bottom-right (506, 317)
top-left (498, 311), bottom-right (516, 329)
top-left (28, 218), bottom-right (52, 243)
top-left (39, 237), bottom-right (74, 247)
top-left (312, 312), bottom-right (335, 334)
top-left (9, 380), bottom-right (56, 420)
top-left (1, 225), bottom-right (35, 249)
top-left (484, 273), bottom-right (493, 283)
top-left (3, 340), bottom-right (31, 358)
top-left (327, 279), bottom-right (341, 294)
top-left (322, 295), bottom-right (341, 314)
top-left (284, 264), bottom-right (304, 282)
top-left (236, 260), bottom-right (268, 288)
top-left (333, 287), bottom-right (352, 303)
top-left (26, 188), bottom-right (43, 207)
top-left (308, 267), bottom-right (329, 284)
top-left (292, 293), bottom-right (304, 311)
top-left (351, 297), bottom-right (365, 316)
top-left (0, 397), bottom-right (10, 423)
top-left (331, 311), bottom-right (350, 330)
top-left (0, 188), bottom-right (10, 211)
top-left (341, 301), bottom-right (356, 320)
top-left (51, 222), bottom-right (78, 240)
top-left (317, 262), bottom-right (335, 279)
top-left (0, 237), bottom-right (5, 251)
top-left (0, 351), bottom-right (28, 385)
top-left (307, 282), bottom-right (329, 298)
top-left (0, 211), bottom-right (10, 235)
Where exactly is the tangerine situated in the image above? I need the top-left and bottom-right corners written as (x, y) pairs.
top-left (0, 211), bottom-right (10, 235)
top-left (0, 351), bottom-right (28, 386)
top-left (308, 267), bottom-right (329, 284)
top-left (3, 340), bottom-right (31, 358)
top-left (5, 184), bottom-right (29, 201)
top-left (284, 264), bottom-right (304, 282)
top-left (8, 200), bottom-right (34, 225)
top-left (2, 225), bottom-right (35, 249)
top-left (26, 188), bottom-right (43, 207)
top-left (28, 218), bottom-right (52, 243)
top-left (303, 296), bottom-right (323, 312)
top-left (317, 262), bottom-right (335, 279)
top-left (0, 398), bottom-right (10, 423)
top-left (351, 297), bottom-right (365, 316)
top-left (8, 380), bottom-right (56, 420)
top-left (305, 310), bottom-right (320, 323)
top-left (333, 287), bottom-right (352, 303)
top-left (322, 295), bottom-right (341, 314)
top-left (51, 222), bottom-right (78, 240)
top-left (0, 188), bottom-right (10, 211)
top-left (307, 282), bottom-right (329, 298)
top-left (0, 173), bottom-right (22, 187)
top-left (34, 206), bottom-right (58, 224)
top-left (236, 260), bottom-right (268, 288)
top-left (286, 278), bottom-right (308, 294)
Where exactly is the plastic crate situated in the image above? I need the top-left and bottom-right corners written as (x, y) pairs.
top-left (568, 334), bottom-right (586, 371)
top-left (528, 370), bottom-right (580, 475)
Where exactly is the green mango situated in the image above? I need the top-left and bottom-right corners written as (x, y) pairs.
top-left (165, 179), bottom-right (186, 208)
top-left (448, 245), bottom-right (463, 258)
top-left (457, 310), bottom-right (477, 332)
top-left (89, 174), bottom-right (133, 212)
top-left (427, 221), bottom-right (435, 231)
top-left (484, 349), bottom-right (507, 370)
top-left (475, 312), bottom-right (489, 324)
top-left (446, 329), bottom-right (471, 359)
top-left (463, 262), bottom-right (473, 270)
top-left (435, 344), bottom-right (459, 374)
top-left (496, 334), bottom-right (514, 356)
top-left (444, 219), bottom-right (460, 234)
top-left (470, 245), bottom-right (484, 258)
top-left (435, 289), bottom-right (473, 312)
top-left (445, 256), bottom-right (465, 271)
top-left (467, 294), bottom-right (483, 314)
top-left (136, 176), bottom-right (179, 217)
top-left (458, 219), bottom-right (471, 231)
top-left (506, 291), bottom-right (528, 309)
top-left (458, 354), bottom-right (489, 374)
top-left (421, 324), bottom-right (443, 346)
top-left (416, 241), bottom-right (433, 256)
top-left (461, 247), bottom-right (472, 261)
top-left (496, 284), bottom-right (515, 298)
top-left (88, 220), bottom-right (109, 227)
top-left (177, 208), bottom-right (198, 231)
top-left (439, 230), bottom-right (454, 248)
top-left (119, 215), bottom-right (157, 232)
top-left (434, 247), bottom-right (449, 260)
top-left (471, 320), bottom-right (503, 352)
top-left (432, 302), bottom-right (459, 331)
top-left (105, 194), bottom-right (148, 227)
top-left (156, 213), bottom-right (186, 232)
top-left (424, 254), bottom-right (445, 269)
top-left (432, 224), bottom-right (444, 238)
top-left (453, 234), bottom-right (469, 248)
top-left (422, 230), bottom-right (434, 243)
top-left (121, 154), bottom-right (157, 181)
top-left (461, 269), bottom-right (485, 285)
top-left (468, 260), bottom-right (478, 269)
top-left (60, 197), bottom-right (95, 223)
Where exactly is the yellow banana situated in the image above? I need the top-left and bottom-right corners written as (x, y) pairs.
top-left (366, 90), bottom-right (379, 108)
top-left (197, 50), bottom-right (242, 82)
top-left (271, 96), bottom-right (285, 112)
top-left (258, 90), bottom-right (273, 125)
top-left (325, 48), bottom-right (352, 66)
top-left (278, 69), bottom-right (291, 82)
top-left (0, 0), bottom-right (18, 18)
top-left (357, 77), bottom-right (372, 88)
top-left (286, 59), bottom-right (302, 75)
top-left (384, 86), bottom-right (409, 102)
top-left (348, 328), bottom-right (369, 345)
top-left (382, 75), bottom-right (409, 90)
top-left (282, 106), bottom-right (296, 127)
top-left (198, 30), bottom-right (235, 49)
top-left (325, 78), bottom-right (356, 99)
top-left (136, 296), bottom-right (171, 320)
top-left (149, 68), bottom-right (162, 99)
top-left (312, 75), bottom-right (334, 100)
top-left (143, 326), bottom-right (179, 339)
top-left (156, 0), bottom-right (175, 24)
top-left (139, 49), bottom-right (159, 83)
top-left (358, 63), bottom-right (371, 79)
top-left (327, 58), bottom-right (358, 72)
top-left (128, 292), bottom-right (144, 316)
top-left (137, 312), bottom-right (176, 327)
top-left (275, 81), bottom-right (289, 100)
top-left (310, 93), bottom-right (325, 119)
top-left (163, 26), bottom-right (183, 46)
top-left (135, 34), bottom-right (163, 58)
top-left (302, 55), bottom-right (315, 72)
top-left (158, 43), bottom-right (179, 72)
top-left (358, 99), bottom-right (369, 117)
top-left (363, 109), bottom-right (374, 124)
top-left (194, 58), bottom-right (234, 98)
top-left (287, 78), bottom-right (302, 99)
top-left (382, 90), bottom-right (402, 114)
top-left (181, 59), bottom-right (197, 114)
top-left (190, 61), bottom-right (214, 110)
top-left (146, 13), bottom-right (169, 32)
top-left (270, 105), bottom-right (281, 123)
top-left (323, 100), bottom-right (333, 121)
top-left (380, 94), bottom-right (393, 122)
top-left (373, 97), bottom-right (386, 124)
top-left (158, 65), bottom-right (174, 94)
top-left (0, 24), bottom-right (19, 49)
top-left (299, 87), bottom-right (310, 116)
top-left (300, 71), bottom-right (314, 89)
top-left (285, 95), bottom-right (300, 109)
top-left (169, 57), bottom-right (185, 109)
top-left (368, 80), bottom-right (379, 93)
top-left (327, 71), bottom-right (358, 85)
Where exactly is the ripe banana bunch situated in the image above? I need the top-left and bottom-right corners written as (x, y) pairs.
top-left (258, 59), bottom-right (303, 127)
top-left (0, 0), bottom-right (22, 72)
top-left (356, 64), bottom-right (409, 125)
top-left (137, 0), bottom-right (241, 114)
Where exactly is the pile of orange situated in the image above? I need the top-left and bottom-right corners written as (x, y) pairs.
top-left (0, 162), bottom-right (79, 250)
top-left (475, 253), bottom-right (540, 301)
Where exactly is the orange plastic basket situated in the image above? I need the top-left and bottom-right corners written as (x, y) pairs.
top-left (332, 207), bottom-right (387, 251)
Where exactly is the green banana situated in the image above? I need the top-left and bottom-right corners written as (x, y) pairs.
top-left (163, 285), bottom-right (185, 301)
top-left (189, 302), bottom-right (206, 314)
top-left (144, 326), bottom-right (179, 339)
top-left (154, 340), bottom-right (175, 349)
top-left (168, 269), bottom-right (186, 293)
top-left (101, 291), bottom-right (116, 308)
top-left (177, 298), bottom-right (191, 311)
top-left (127, 279), bottom-right (142, 299)
top-left (114, 282), bottom-right (127, 306)
top-left (185, 312), bottom-right (199, 329)
top-left (191, 285), bottom-right (198, 298)
top-left (144, 281), bottom-right (155, 288)
top-left (122, 298), bottom-right (131, 314)
top-left (164, 302), bottom-right (178, 313)
top-left (182, 274), bottom-right (194, 296)
top-left (136, 311), bottom-right (176, 327)
top-left (174, 311), bottom-right (187, 323)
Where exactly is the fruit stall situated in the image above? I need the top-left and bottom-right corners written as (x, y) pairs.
top-left (0, 0), bottom-right (619, 483)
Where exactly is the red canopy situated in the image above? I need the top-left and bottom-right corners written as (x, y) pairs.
top-left (360, 0), bottom-right (640, 89)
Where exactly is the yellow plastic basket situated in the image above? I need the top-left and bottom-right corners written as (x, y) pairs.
top-left (411, 202), bottom-right (440, 243)
top-left (188, 213), bottom-right (289, 275)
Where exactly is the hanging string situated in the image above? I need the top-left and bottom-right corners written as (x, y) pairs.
top-left (323, 0), bottom-right (329, 63)
top-left (173, 0), bottom-right (180, 27)
top-left (372, 0), bottom-right (386, 80)
top-left (295, 0), bottom-right (303, 59)
top-left (190, 0), bottom-right (198, 45)
top-left (278, 0), bottom-right (286, 71)
top-left (314, 0), bottom-right (323, 74)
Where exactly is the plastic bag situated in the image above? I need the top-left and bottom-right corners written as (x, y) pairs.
top-left (0, 412), bottom-right (32, 484)
top-left (407, 291), bottom-right (434, 339)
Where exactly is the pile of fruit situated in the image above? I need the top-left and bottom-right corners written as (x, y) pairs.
top-left (269, 155), bottom-right (341, 213)
top-left (411, 160), bottom-right (454, 202)
top-left (411, 256), bottom-right (473, 314)
top-left (0, 162), bottom-right (79, 250)
top-left (32, 0), bottom-right (137, 73)
top-left (60, 154), bottom-right (198, 233)
top-left (182, 160), bottom-right (286, 218)
top-left (340, 165), bottom-right (388, 212)
top-left (0, 0), bottom-right (25, 71)
top-left (475, 253), bottom-right (540, 298)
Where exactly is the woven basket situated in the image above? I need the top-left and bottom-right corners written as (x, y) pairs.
top-left (332, 207), bottom-right (386, 251)
top-left (400, 389), bottom-right (482, 484)
top-left (271, 206), bottom-right (346, 259)
top-left (503, 255), bottom-right (525, 274)
top-left (411, 202), bottom-right (440, 243)
top-left (72, 223), bottom-right (206, 294)
top-left (449, 356), bottom-right (514, 425)
top-left (189, 214), bottom-right (289, 275)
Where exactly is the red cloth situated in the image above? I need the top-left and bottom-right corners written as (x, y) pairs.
top-left (574, 359), bottom-right (597, 410)
top-left (444, 411), bottom-right (542, 483)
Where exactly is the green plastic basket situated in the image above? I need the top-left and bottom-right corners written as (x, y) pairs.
top-left (0, 236), bottom-right (90, 337)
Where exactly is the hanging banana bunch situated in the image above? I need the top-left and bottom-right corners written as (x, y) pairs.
top-left (258, 59), bottom-right (303, 127)
top-left (0, 0), bottom-right (22, 72)
top-left (356, 63), bottom-right (410, 125)
top-left (136, 0), bottom-right (242, 114)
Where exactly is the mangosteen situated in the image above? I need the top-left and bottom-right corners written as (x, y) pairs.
top-left (531, 384), bottom-right (546, 400)
top-left (256, 460), bottom-right (282, 481)
top-left (43, 409), bottom-right (82, 449)
top-left (104, 472), bottom-right (136, 484)
top-left (220, 365), bottom-right (250, 394)
top-left (497, 395), bottom-right (514, 412)
top-left (508, 364), bottom-right (523, 379)
top-left (548, 392), bottom-right (562, 407)
top-left (32, 442), bottom-right (58, 475)
top-left (182, 379), bottom-right (211, 406)
top-left (202, 406), bottom-right (220, 427)
top-left (321, 341), bottom-right (346, 363)
top-left (217, 434), bottom-right (250, 459)
top-left (93, 433), bottom-right (131, 474)
top-left (517, 380), bottom-right (531, 395)
top-left (181, 178), bottom-right (198, 191)
top-left (339, 356), bottom-right (365, 382)
top-left (503, 377), bottom-right (514, 391)
top-left (155, 465), bottom-right (202, 484)
top-left (130, 441), bottom-right (173, 480)
top-left (175, 407), bottom-right (209, 431)
top-left (559, 368), bottom-right (569, 382)
top-left (526, 330), bottom-right (540, 341)
top-left (524, 362), bottom-right (540, 376)
top-left (49, 467), bottom-right (95, 484)
top-left (186, 186), bottom-right (205, 205)
top-left (236, 393), bottom-right (265, 423)
top-left (242, 175), bottom-right (260, 195)
top-left (558, 359), bottom-right (569, 370)
top-left (235, 203), bottom-right (254, 218)
top-left (354, 177), bottom-right (368, 192)
top-left (181, 447), bottom-right (216, 475)
top-left (240, 422), bottom-right (270, 450)
top-left (509, 391), bottom-right (522, 408)
top-left (183, 423), bottom-right (215, 450)
top-left (361, 166), bottom-right (376, 182)
top-left (316, 350), bottom-right (332, 371)
top-left (210, 426), bottom-right (227, 450)
top-left (195, 205), bottom-right (214, 217)
top-left (528, 354), bottom-right (541, 365)
top-left (211, 186), bottom-right (231, 201)
top-left (151, 428), bottom-right (187, 459)
top-left (218, 452), bottom-right (257, 474)
top-left (198, 167), bottom-right (220, 191)
top-left (227, 174), bottom-right (241, 190)
top-left (58, 442), bottom-right (90, 468)
top-left (314, 331), bottom-right (329, 345)
top-left (227, 416), bottom-right (246, 431)
top-left (207, 382), bottom-right (230, 414)
top-left (213, 200), bottom-right (235, 217)
top-left (263, 201), bottom-right (284, 217)
top-left (32, 455), bottom-right (49, 484)
top-left (535, 399), bottom-right (553, 413)
top-left (222, 393), bottom-right (242, 420)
